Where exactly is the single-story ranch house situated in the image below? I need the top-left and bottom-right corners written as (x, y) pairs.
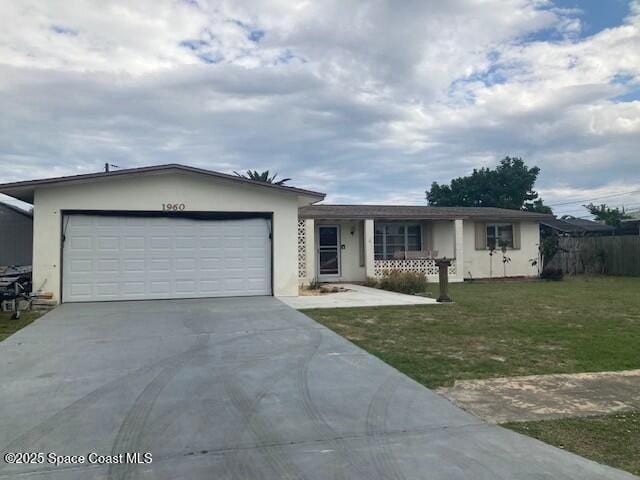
top-left (0, 164), bottom-right (551, 303)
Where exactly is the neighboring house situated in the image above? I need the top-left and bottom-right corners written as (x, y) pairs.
top-left (617, 210), bottom-right (640, 236)
top-left (0, 164), bottom-right (550, 304)
top-left (541, 217), bottom-right (615, 237)
top-left (0, 200), bottom-right (33, 266)
top-left (298, 205), bottom-right (549, 285)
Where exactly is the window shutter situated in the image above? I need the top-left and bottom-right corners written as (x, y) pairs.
top-left (474, 222), bottom-right (487, 250)
top-left (513, 223), bottom-right (521, 249)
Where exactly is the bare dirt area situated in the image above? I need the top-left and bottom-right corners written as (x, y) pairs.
top-left (438, 369), bottom-right (640, 424)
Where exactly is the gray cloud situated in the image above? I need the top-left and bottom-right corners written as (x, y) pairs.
top-left (0, 0), bottom-right (639, 216)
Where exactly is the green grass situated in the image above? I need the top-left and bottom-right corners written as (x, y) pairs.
top-left (304, 276), bottom-right (640, 389)
top-left (504, 412), bottom-right (640, 476)
top-left (0, 311), bottom-right (42, 342)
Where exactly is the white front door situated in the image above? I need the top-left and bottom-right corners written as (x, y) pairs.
top-left (317, 225), bottom-right (340, 279)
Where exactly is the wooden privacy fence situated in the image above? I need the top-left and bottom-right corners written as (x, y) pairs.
top-left (547, 236), bottom-right (640, 276)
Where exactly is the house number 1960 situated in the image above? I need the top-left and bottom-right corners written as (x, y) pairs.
top-left (162, 203), bottom-right (186, 211)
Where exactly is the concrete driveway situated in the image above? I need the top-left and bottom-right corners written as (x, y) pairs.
top-left (0, 298), bottom-right (635, 479)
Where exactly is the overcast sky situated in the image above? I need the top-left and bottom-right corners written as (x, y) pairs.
top-left (1, 0), bottom-right (639, 216)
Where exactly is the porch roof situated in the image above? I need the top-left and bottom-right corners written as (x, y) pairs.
top-left (299, 204), bottom-right (552, 221)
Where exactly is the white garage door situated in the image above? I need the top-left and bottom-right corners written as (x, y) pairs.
top-left (62, 214), bottom-right (271, 302)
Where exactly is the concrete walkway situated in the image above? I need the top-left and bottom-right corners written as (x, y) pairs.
top-left (438, 369), bottom-right (640, 424)
top-left (280, 283), bottom-right (437, 309)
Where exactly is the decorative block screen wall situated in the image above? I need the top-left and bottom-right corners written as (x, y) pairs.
top-left (298, 220), bottom-right (306, 279)
top-left (374, 258), bottom-right (456, 277)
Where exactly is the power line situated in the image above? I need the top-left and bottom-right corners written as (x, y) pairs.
top-left (557, 202), bottom-right (640, 215)
top-left (572, 203), bottom-right (640, 220)
top-left (547, 188), bottom-right (640, 207)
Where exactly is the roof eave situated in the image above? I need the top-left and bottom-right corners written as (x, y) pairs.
top-left (0, 200), bottom-right (33, 217)
top-left (299, 213), bottom-right (551, 221)
top-left (0, 164), bottom-right (326, 202)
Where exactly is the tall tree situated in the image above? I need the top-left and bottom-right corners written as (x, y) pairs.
top-left (233, 170), bottom-right (291, 186)
top-left (584, 203), bottom-right (630, 227)
top-left (426, 157), bottom-right (551, 212)
top-left (524, 198), bottom-right (553, 214)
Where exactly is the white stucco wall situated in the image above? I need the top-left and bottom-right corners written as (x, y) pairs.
top-left (430, 220), bottom-right (456, 258)
top-left (462, 220), bottom-right (540, 279)
top-left (32, 171), bottom-right (306, 302)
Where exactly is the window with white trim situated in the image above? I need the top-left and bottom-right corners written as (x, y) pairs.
top-left (486, 223), bottom-right (514, 249)
top-left (374, 223), bottom-right (422, 259)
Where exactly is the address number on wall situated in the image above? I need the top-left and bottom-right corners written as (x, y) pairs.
top-left (162, 203), bottom-right (186, 211)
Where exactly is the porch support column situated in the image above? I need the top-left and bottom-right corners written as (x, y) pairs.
top-left (364, 219), bottom-right (375, 279)
top-left (304, 219), bottom-right (316, 283)
top-left (453, 219), bottom-right (464, 281)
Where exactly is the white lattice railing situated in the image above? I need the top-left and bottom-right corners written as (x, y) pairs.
top-left (374, 258), bottom-right (456, 278)
top-left (298, 219), bottom-right (307, 279)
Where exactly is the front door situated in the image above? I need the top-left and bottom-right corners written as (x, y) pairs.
top-left (317, 225), bottom-right (340, 278)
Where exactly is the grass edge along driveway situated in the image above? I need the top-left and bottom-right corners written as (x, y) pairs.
top-left (304, 276), bottom-right (640, 477)
top-left (303, 276), bottom-right (640, 389)
top-left (0, 311), bottom-right (42, 342)
top-left (504, 412), bottom-right (640, 476)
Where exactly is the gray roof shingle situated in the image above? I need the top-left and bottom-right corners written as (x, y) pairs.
top-left (541, 217), bottom-right (614, 233)
top-left (299, 204), bottom-right (552, 220)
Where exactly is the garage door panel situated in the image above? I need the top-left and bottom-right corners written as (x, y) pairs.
top-left (124, 258), bottom-right (146, 272)
top-left (200, 235), bottom-right (222, 245)
top-left (175, 236), bottom-right (196, 249)
top-left (70, 236), bottom-right (92, 250)
top-left (175, 258), bottom-right (197, 271)
top-left (150, 281), bottom-right (171, 294)
top-left (123, 237), bottom-right (145, 250)
top-left (96, 216), bottom-right (121, 227)
top-left (150, 236), bottom-right (171, 250)
top-left (97, 259), bottom-right (119, 273)
top-left (175, 280), bottom-right (196, 293)
top-left (95, 283), bottom-right (119, 296)
top-left (247, 280), bottom-right (267, 291)
top-left (97, 237), bottom-right (120, 250)
top-left (122, 282), bottom-right (145, 295)
top-left (148, 258), bottom-right (171, 272)
top-left (69, 283), bottom-right (92, 297)
top-left (63, 215), bottom-right (271, 302)
top-left (199, 280), bottom-right (222, 293)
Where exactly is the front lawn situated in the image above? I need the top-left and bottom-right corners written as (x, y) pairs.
top-left (504, 412), bottom-right (640, 476)
top-left (304, 276), bottom-right (640, 389)
top-left (0, 311), bottom-right (42, 342)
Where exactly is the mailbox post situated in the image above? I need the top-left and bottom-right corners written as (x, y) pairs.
top-left (435, 258), bottom-right (453, 303)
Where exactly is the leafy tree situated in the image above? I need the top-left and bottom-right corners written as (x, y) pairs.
top-left (233, 170), bottom-right (291, 186)
top-left (426, 157), bottom-right (551, 212)
top-left (584, 203), bottom-right (630, 227)
top-left (524, 198), bottom-right (553, 214)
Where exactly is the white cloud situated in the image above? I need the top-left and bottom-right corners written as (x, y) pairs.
top-left (0, 0), bottom-right (638, 210)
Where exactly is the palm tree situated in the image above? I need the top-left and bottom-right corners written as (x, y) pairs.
top-left (233, 170), bottom-right (291, 186)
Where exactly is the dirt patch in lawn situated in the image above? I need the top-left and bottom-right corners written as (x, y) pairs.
top-left (438, 369), bottom-right (640, 424)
